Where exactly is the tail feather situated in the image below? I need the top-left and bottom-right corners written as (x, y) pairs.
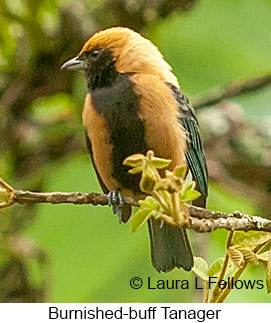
top-left (116, 204), bottom-right (132, 223)
top-left (120, 204), bottom-right (132, 223)
top-left (148, 218), bottom-right (193, 272)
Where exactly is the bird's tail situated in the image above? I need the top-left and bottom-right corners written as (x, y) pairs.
top-left (147, 218), bottom-right (193, 272)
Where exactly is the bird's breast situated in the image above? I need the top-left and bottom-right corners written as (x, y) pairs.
top-left (83, 74), bottom-right (148, 193)
top-left (83, 73), bottom-right (187, 195)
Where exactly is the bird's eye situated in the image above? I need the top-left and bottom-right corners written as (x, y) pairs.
top-left (91, 50), bottom-right (100, 58)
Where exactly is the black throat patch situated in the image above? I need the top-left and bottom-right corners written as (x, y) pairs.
top-left (90, 71), bottom-right (148, 193)
top-left (82, 48), bottom-right (119, 91)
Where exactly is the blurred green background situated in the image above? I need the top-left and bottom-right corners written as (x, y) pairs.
top-left (0, 0), bottom-right (271, 302)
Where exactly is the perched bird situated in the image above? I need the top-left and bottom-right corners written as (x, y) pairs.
top-left (61, 27), bottom-right (208, 272)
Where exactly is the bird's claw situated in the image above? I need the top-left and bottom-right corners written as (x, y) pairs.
top-left (108, 190), bottom-right (124, 223)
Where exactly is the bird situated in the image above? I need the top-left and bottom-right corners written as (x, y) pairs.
top-left (61, 27), bottom-right (208, 273)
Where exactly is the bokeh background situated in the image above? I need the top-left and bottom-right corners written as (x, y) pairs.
top-left (0, 0), bottom-right (271, 302)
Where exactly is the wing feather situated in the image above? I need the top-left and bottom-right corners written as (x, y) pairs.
top-left (167, 83), bottom-right (208, 203)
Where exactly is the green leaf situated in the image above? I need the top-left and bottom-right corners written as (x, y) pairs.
top-left (138, 196), bottom-right (159, 210)
top-left (266, 245), bottom-right (271, 294)
top-left (257, 251), bottom-right (270, 263)
top-left (173, 165), bottom-right (187, 178)
top-left (182, 189), bottom-right (201, 202)
top-left (180, 180), bottom-right (196, 196)
top-left (237, 246), bottom-right (258, 265)
top-left (224, 259), bottom-right (235, 276)
top-left (123, 154), bottom-right (144, 167)
top-left (138, 200), bottom-right (152, 208)
top-left (232, 231), bottom-right (271, 247)
top-left (145, 196), bottom-right (159, 209)
top-left (192, 257), bottom-right (209, 281)
top-left (128, 166), bottom-right (143, 174)
top-left (208, 259), bottom-right (223, 278)
top-left (131, 208), bottom-right (152, 232)
top-left (208, 258), bottom-right (235, 277)
top-left (227, 247), bottom-right (244, 268)
top-left (151, 157), bottom-right (172, 169)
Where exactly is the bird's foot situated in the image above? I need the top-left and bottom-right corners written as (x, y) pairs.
top-left (108, 190), bottom-right (124, 223)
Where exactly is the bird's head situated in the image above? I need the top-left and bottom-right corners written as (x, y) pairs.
top-left (61, 27), bottom-right (178, 89)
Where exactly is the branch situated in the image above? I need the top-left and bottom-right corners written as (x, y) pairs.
top-left (1, 178), bottom-right (271, 233)
top-left (192, 74), bottom-right (271, 109)
top-left (187, 207), bottom-right (271, 233)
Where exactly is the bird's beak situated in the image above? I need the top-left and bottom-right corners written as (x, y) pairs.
top-left (61, 56), bottom-right (85, 70)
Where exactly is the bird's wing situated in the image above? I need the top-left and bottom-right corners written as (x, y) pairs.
top-left (167, 83), bottom-right (208, 204)
top-left (85, 132), bottom-right (109, 194)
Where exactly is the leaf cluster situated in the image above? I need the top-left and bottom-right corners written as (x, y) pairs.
top-left (192, 231), bottom-right (271, 302)
top-left (123, 150), bottom-right (201, 232)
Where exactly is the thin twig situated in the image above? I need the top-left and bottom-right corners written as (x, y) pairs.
top-left (215, 264), bottom-right (248, 303)
top-left (214, 243), bottom-right (267, 303)
top-left (1, 178), bottom-right (271, 234)
top-left (203, 281), bottom-right (210, 303)
top-left (193, 74), bottom-right (271, 109)
top-left (209, 231), bottom-right (234, 303)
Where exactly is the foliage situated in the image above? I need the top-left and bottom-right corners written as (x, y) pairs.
top-left (125, 150), bottom-right (271, 302)
top-left (124, 151), bottom-right (200, 232)
top-left (193, 231), bottom-right (271, 302)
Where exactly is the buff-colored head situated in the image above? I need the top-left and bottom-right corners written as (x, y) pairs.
top-left (61, 27), bottom-right (178, 87)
